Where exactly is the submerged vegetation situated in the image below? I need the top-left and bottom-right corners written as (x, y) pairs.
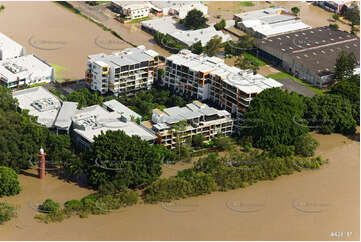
top-left (0, 202), bottom-right (17, 225)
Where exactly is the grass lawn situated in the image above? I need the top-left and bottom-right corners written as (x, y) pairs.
top-left (131, 16), bottom-right (151, 23)
top-left (243, 53), bottom-right (267, 67)
top-left (50, 63), bottom-right (68, 80)
top-left (266, 72), bottom-right (325, 95)
top-left (238, 2), bottom-right (255, 7)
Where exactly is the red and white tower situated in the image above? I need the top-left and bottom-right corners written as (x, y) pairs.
top-left (37, 147), bottom-right (46, 179)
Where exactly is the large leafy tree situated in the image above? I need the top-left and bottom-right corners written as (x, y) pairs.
top-left (304, 94), bottom-right (356, 135)
top-left (0, 166), bottom-right (21, 197)
top-left (85, 130), bottom-right (164, 189)
top-left (334, 51), bottom-right (357, 81)
top-left (225, 34), bottom-right (255, 56)
top-left (205, 35), bottom-right (222, 57)
top-left (242, 88), bottom-right (309, 150)
top-left (183, 9), bottom-right (208, 30)
top-left (344, 4), bottom-right (360, 26)
top-left (329, 76), bottom-right (360, 124)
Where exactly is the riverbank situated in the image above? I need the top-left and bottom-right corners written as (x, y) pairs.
top-left (1, 130), bottom-right (359, 240)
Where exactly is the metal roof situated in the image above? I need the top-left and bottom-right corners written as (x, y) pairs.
top-left (103, 99), bottom-right (142, 120)
top-left (54, 101), bottom-right (78, 130)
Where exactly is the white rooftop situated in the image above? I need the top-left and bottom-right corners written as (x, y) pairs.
top-left (12, 86), bottom-right (61, 128)
top-left (103, 99), bottom-right (142, 121)
top-left (0, 54), bottom-right (53, 83)
top-left (167, 50), bottom-right (283, 94)
top-left (0, 32), bottom-right (24, 60)
top-left (169, 26), bottom-right (232, 47)
top-left (72, 105), bottom-right (156, 143)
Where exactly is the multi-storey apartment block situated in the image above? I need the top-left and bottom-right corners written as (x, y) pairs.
top-left (141, 101), bottom-right (233, 149)
top-left (86, 46), bottom-right (160, 96)
top-left (161, 50), bottom-right (283, 127)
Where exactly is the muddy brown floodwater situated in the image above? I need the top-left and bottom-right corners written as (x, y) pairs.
top-left (0, 1), bottom-right (132, 80)
top-left (0, 130), bottom-right (359, 241)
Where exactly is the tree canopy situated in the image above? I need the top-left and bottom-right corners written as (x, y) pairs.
top-left (242, 88), bottom-right (309, 150)
top-left (335, 51), bottom-right (357, 81)
top-left (205, 35), bottom-right (222, 57)
top-left (0, 166), bottom-right (21, 197)
top-left (183, 9), bottom-right (208, 30)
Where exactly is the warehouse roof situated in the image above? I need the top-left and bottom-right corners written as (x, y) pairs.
top-left (141, 16), bottom-right (186, 34)
top-left (12, 86), bottom-right (61, 128)
top-left (255, 26), bottom-right (360, 77)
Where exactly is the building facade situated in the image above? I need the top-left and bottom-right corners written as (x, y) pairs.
top-left (141, 101), bottom-right (233, 149)
top-left (112, 1), bottom-right (151, 19)
top-left (160, 50), bottom-right (283, 127)
top-left (86, 46), bottom-right (160, 96)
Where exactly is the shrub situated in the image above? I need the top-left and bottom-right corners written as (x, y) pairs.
top-left (294, 133), bottom-right (319, 157)
top-left (0, 166), bottom-right (21, 197)
top-left (0, 202), bottom-right (17, 224)
top-left (119, 190), bottom-right (138, 206)
top-left (64, 199), bottom-right (83, 211)
top-left (39, 199), bottom-right (61, 213)
top-left (271, 144), bottom-right (295, 157)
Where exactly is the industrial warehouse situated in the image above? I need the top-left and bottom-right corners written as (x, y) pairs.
top-left (254, 26), bottom-right (360, 87)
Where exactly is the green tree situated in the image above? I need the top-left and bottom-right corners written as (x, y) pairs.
top-left (329, 77), bottom-right (360, 124)
top-left (192, 134), bottom-right (205, 148)
top-left (235, 55), bottom-right (260, 73)
top-left (0, 203), bottom-right (17, 225)
top-left (291, 7), bottom-right (300, 16)
top-left (191, 40), bottom-right (203, 54)
top-left (225, 34), bottom-right (254, 56)
top-left (304, 94), bottom-right (356, 135)
top-left (86, 130), bottom-right (164, 189)
top-left (214, 19), bottom-right (226, 30)
top-left (329, 23), bottom-right (339, 30)
top-left (344, 4), bottom-right (360, 27)
top-left (205, 35), bottom-right (222, 57)
top-left (242, 88), bottom-right (309, 150)
top-left (332, 13), bottom-right (339, 21)
top-left (0, 166), bottom-right (21, 197)
top-left (335, 51), bottom-right (357, 81)
top-left (183, 9), bottom-right (208, 30)
top-left (294, 133), bottom-right (319, 157)
top-left (213, 134), bottom-right (233, 151)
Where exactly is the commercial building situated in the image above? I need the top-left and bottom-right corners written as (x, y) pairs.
top-left (71, 101), bottom-right (157, 151)
top-left (161, 49), bottom-right (283, 127)
top-left (54, 101), bottom-right (78, 134)
top-left (141, 101), bottom-right (233, 149)
top-left (234, 7), bottom-right (311, 38)
top-left (149, 1), bottom-right (208, 19)
top-left (12, 86), bottom-right (61, 128)
top-left (0, 32), bottom-right (25, 60)
top-left (86, 46), bottom-right (160, 96)
top-left (141, 17), bottom-right (231, 47)
top-left (313, 1), bottom-right (353, 14)
top-left (103, 99), bottom-right (142, 122)
top-left (112, 1), bottom-right (151, 19)
top-left (0, 54), bottom-right (54, 88)
top-left (254, 26), bottom-right (360, 87)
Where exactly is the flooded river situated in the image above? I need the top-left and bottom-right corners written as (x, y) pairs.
top-left (0, 131), bottom-right (359, 240)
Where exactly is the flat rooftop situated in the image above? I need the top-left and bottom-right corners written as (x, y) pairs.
top-left (103, 99), bottom-right (142, 120)
top-left (12, 86), bottom-right (61, 128)
top-left (141, 16), bottom-right (186, 34)
top-left (0, 54), bottom-right (53, 83)
top-left (256, 26), bottom-right (360, 76)
top-left (73, 105), bottom-right (156, 143)
top-left (167, 50), bottom-right (283, 94)
top-left (169, 26), bottom-right (232, 47)
top-left (88, 46), bottom-right (159, 67)
top-left (0, 32), bottom-right (24, 59)
top-left (152, 101), bottom-right (231, 127)
top-left (54, 101), bottom-right (78, 130)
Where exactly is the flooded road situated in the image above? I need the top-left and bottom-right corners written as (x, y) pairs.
top-left (1, 131), bottom-right (359, 240)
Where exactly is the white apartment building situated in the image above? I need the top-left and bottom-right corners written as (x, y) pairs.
top-left (161, 50), bottom-right (283, 127)
top-left (0, 32), bottom-right (25, 60)
top-left (0, 54), bottom-right (54, 88)
top-left (112, 1), bottom-right (151, 19)
top-left (86, 46), bottom-right (160, 96)
top-left (141, 101), bottom-right (233, 149)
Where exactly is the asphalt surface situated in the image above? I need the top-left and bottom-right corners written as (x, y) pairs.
top-left (276, 78), bottom-right (317, 97)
